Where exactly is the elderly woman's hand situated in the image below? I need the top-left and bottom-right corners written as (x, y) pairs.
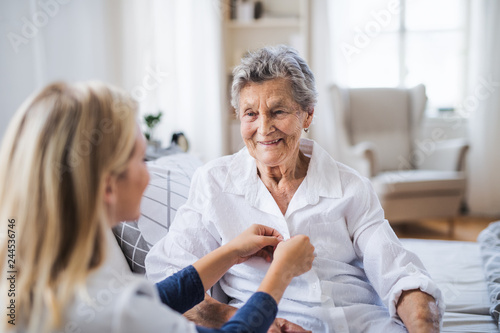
top-left (396, 290), bottom-right (440, 333)
top-left (268, 318), bottom-right (312, 333)
top-left (226, 224), bottom-right (284, 265)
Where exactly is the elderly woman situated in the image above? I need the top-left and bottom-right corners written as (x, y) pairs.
top-left (0, 81), bottom-right (315, 333)
top-left (146, 46), bottom-right (444, 333)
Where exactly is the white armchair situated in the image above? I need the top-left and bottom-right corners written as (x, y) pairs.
top-left (330, 84), bottom-right (469, 231)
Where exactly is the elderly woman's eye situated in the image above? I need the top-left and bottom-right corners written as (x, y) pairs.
top-left (245, 111), bottom-right (257, 117)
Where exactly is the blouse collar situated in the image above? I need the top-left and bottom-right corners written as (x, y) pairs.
top-left (223, 138), bottom-right (343, 210)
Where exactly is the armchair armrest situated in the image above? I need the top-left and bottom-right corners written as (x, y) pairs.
top-left (341, 141), bottom-right (378, 177)
top-left (417, 138), bottom-right (469, 172)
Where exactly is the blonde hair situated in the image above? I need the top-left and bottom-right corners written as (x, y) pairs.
top-left (0, 81), bottom-right (138, 332)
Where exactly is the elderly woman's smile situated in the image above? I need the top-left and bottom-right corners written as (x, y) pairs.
top-left (259, 139), bottom-right (281, 145)
top-left (257, 138), bottom-right (282, 147)
top-left (239, 78), bottom-right (312, 168)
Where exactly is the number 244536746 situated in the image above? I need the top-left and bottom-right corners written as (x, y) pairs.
top-left (7, 219), bottom-right (16, 269)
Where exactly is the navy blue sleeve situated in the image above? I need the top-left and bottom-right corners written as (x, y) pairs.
top-left (155, 265), bottom-right (205, 313)
top-left (195, 292), bottom-right (278, 333)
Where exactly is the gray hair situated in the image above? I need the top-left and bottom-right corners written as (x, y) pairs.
top-left (231, 45), bottom-right (318, 116)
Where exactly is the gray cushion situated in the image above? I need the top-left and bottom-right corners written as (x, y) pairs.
top-left (112, 221), bottom-right (149, 274)
top-left (478, 221), bottom-right (500, 324)
top-left (112, 152), bottom-right (202, 274)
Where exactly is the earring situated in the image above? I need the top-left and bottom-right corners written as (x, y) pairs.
top-left (304, 128), bottom-right (309, 133)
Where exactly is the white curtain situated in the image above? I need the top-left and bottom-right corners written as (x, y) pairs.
top-left (117, 0), bottom-right (224, 162)
top-left (466, 1), bottom-right (500, 215)
top-left (309, 0), bottom-right (342, 160)
top-left (309, 0), bottom-right (359, 168)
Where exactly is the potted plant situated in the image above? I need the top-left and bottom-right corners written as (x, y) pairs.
top-left (143, 111), bottom-right (163, 150)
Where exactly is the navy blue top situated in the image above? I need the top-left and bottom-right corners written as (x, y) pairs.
top-left (156, 265), bottom-right (278, 333)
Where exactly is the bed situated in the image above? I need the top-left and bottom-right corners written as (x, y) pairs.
top-left (401, 238), bottom-right (498, 332)
top-left (110, 152), bottom-right (499, 332)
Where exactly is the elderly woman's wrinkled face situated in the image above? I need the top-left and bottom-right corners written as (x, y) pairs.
top-left (239, 78), bottom-right (312, 168)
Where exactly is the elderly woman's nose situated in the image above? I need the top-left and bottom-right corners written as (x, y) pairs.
top-left (258, 114), bottom-right (274, 134)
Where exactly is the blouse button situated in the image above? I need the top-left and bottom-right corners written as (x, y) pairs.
top-left (407, 264), bottom-right (417, 274)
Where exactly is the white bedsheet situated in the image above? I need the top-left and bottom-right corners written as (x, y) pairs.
top-left (401, 238), bottom-right (499, 332)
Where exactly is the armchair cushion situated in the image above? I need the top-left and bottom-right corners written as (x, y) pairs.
top-left (418, 138), bottom-right (469, 171)
top-left (372, 170), bottom-right (466, 222)
top-left (372, 170), bottom-right (466, 197)
top-left (348, 88), bottom-right (412, 173)
top-left (334, 84), bottom-right (428, 175)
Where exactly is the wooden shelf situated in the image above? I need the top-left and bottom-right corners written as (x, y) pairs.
top-left (226, 17), bottom-right (302, 29)
top-left (221, 0), bottom-right (310, 155)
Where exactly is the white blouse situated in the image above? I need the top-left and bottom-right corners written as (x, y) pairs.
top-left (63, 264), bottom-right (198, 333)
top-left (146, 139), bottom-right (444, 333)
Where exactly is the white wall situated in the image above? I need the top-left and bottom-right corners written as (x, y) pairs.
top-left (0, 0), bottom-right (122, 142)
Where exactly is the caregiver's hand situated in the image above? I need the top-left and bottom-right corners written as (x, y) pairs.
top-left (272, 235), bottom-right (315, 278)
top-left (226, 224), bottom-right (284, 264)
top-left (193, 224), bottom-right (283, 292)
top-left (257, 235), bottom-right (315, 304)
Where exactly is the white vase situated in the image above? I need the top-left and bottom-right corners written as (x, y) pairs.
top-left (236, 0), bottom-right (254, 22)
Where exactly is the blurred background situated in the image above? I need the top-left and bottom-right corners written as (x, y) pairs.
top-left (1, 0), bottom-right (499, 232)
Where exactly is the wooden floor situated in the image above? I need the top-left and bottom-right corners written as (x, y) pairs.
top-left (392, 215), bottom-right (500, 242)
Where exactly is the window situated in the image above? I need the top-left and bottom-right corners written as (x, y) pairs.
top-left (340, 0), bottom-right (469, 116)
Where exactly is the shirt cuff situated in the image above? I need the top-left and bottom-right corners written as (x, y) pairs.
top-left (155, 265), bottom-right (205, 313)
top-left (218, 292), bottom-right (278, 333)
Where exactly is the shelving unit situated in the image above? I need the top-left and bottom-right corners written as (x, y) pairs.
top-left (221, 0), bottom-right (311, 154)
top-left (225, 17), bottom-right (302, 29)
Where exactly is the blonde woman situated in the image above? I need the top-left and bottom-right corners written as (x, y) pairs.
top-left (0, 81), bottom-right (315, 333)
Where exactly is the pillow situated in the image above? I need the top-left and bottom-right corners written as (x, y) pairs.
top-left (112, 221), bottom-right (149, 274)
top-left (112, 152), bottom-right (202, 274)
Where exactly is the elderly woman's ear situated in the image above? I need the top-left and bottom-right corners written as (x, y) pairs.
top-left (304, 109), bottom-right (314, 129)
